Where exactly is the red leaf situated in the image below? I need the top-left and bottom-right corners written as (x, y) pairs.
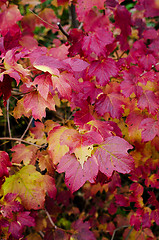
top-left (57, 154), bottom-right (98, 192)
top-left (88, 58), bottom-right (118, 86)
top-left (115, 194), bottom-right (129, 207)
top-left (17, 211), bottom-right (35, 227)
top-left (114, 5), bottom-right (132, 50)
top-left (0, 5), bottom-right (22, 36)
top-left (0, 151), bottom-right (11, 178)
top-left (138, 90), bottom-right (159, 115)
top-left (71, 219), bottom-right (96, 240)
top-left (11, 144), bottom-right (37, 165)
top-left (1, 193), bottom-right (23, 218)
top-left (23, 91), bottom-right (55, 120)
top-left (95, 136), bottom-right (134, 177)
top-left (82, 29), bottom-right (114, 57)
top-left (95, 93), bottom-right (124, 118)
top-left (139, 118), bottom-right (159, 141)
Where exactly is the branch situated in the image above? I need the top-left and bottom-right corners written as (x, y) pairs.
top-left (45, 209), bottom-right (57, 229)
top-left (7, 99), bottom-right (12, 138)
top-left (29, 9), bottom-right (58, 31)
top-left (20, 116), bottom-right (33, 140)
top-left (69, 3), bottom-right (79, 28)
top-left (0, 137), bottom-right (46, 148)
top-left (125, 226), bottom-right (134, 240)
top-left (57, 22), bottom-right (69, 38)
top-left (111, 225), bottom-right (130, 240)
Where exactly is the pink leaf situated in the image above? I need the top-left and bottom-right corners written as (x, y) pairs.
top-left (95, 136), bottom-right (134, 177)
top-left (139, 118), bottom-right (159, 141)
top-left (57, 154), bottom-right (98, 192)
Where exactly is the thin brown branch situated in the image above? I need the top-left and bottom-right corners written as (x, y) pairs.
top-left (45, 209), bottom-right (57, 229)
top-left (6, 99), bottom-right (12, 138)
top-left (29, 9), bottom-right (58, 31)
top-left (111, 225), bottom-right (130, 240)
top-left (0, 137), bottom-right (46, 148)
top-left (125, 226), bottom-right (134, 240)
top-left (57, 22), bottom-right (69, 38)
top-left (20, 116), bottom-right (33, 140)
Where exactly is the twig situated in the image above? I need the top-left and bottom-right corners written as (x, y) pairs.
top-left (45, 209), bottom-right (57, 229)
top-left (39, 231), bottom-right (44, 238)
top-left (125, 226), bottom-right (134, 240)
top-left (69, 3), bottom-right (79, 28)
top-left (0, 137), bottom-right (46, 148)
top-left (57, 22), bottom-right (69, 38)
top-left (111, 225), bottom-right (130, 240)
top-left (20, 116), bottom-right (33, 140)
top-left (29, 9), bottom-right (58, 31)
top-left (7, 99), bottom-right (12, 138)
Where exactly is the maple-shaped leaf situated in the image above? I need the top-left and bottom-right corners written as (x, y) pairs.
top-left (130, 213), bottom-right (141, 231)
top-left (139, 54), bottom-right (156, 71)
top-left (151, 209), bottom-right (159, 225)
top-left (0, 193), bottom-right (23, 218)
top-left (9, 211), bottom-right (35, 239)
top-left (48, 126), bottom-right (70, 165)
top-left (33, 73), bottom-right (52, 100)
top-left (88, 58), bottom-right (118, 86)
top-left (60, 128), bottom-right (103, 153)
top-left (114, 5), bottom-right (132, 50)
top-left (82, 29), bottom-right (114, 57)
top-left (13, 97), bottom-right (32, 119)
top-left (138, 90), bottom-right (159, 115)
top-left (76, 0), bottom-right (105, 22)
top-left (33, 55), bottom-right (71, 73)
top-left (11, 144), bottom-right (38, 165)
top-left (23, 91), bottom-right (55, 120)
top-left (0, 5), bottom-right (22, 36)
top-left (71, 219), bottom-right (96, 240)
top-left (57, 154), bottom-right (98, 192)
top-left (0, 151), bottom-right (12, 178)
top-left (4, 48), bottom-right (30, 85)
top-left (139, 118), bottom-right (159, 142)
top-left (36, 150), bottom-right (54, 173)
top-left (115, 194), bottom-right (129, 207)
top-left (51, 72), bottom-right (80, 100)
top-left (73, 104), bottom-right (95, 126)
top-left (94, 136), bottom-right (134, 177)
top-left (126, 110), bottom-right (146, 142)
top-left (87, 120), bottom-right (122, 140)
top-left (95, 93), bottom-right (124, 118)
top-left (121, 66), bottom-right (143, 98)
top-left (2, 165), bottom-right (56, 210)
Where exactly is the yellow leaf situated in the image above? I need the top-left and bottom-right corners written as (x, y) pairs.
top-left (2, 165), bottom-right (47, 210)
top-left (74, 145), bottom-right (93, 168)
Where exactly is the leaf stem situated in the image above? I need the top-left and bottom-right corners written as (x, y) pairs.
top-left (125, 226), bottom-right (134, 240)
top-left (0, 137), bottom-right (46, 148)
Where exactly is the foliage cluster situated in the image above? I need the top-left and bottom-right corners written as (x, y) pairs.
top-left (0, 0), bottom-right (159, 239)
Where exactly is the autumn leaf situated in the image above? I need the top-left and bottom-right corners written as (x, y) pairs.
top-left (48, 126), bottom-right (69, 165)
top-left (95, 136), bottom-right (134, 177)
top-left (0, 151), bottom-right (12, 178)
top-left (139, 117), bottom-right (159, 142)
top-left (71, 219), bottom-right (96, 240)
top-left (57, 154), bottom-right (98, 192)
top-left (11, 144), bottom-right (38, 165)
top-left (2, 165), bottom-right (56, 210)
top-left (88, 58), bottom-right (118, 86)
